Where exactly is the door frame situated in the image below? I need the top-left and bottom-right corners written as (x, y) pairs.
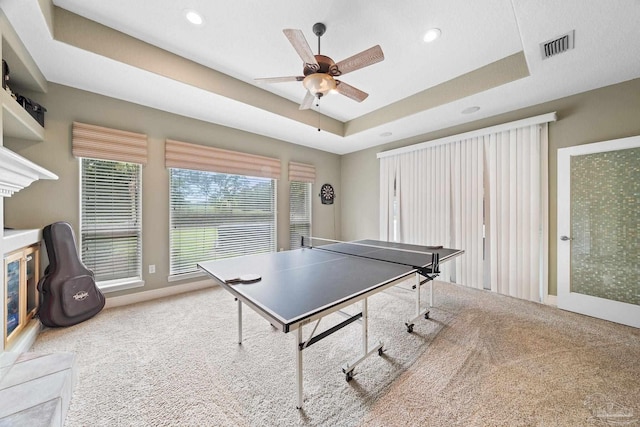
top-left (557, 135), bottom-right (640, 328)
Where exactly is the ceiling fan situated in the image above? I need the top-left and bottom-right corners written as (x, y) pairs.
top-left (256, 22), bottom-right (384, 110)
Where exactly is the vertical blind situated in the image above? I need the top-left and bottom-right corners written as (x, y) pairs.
top-left (486, 125), bottom-right (548, 301)
top-left (74, 122), bottom-right (147, 284)
top-left (378, 113), bottom-right (554, 302)
top-left (380, 146), bottom-right (455, 283)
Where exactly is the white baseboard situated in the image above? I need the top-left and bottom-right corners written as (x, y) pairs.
top-left (105, 279), bottom-right (217, 309)
top-left (5, 319), bottom-right (41, 354)
top-left (545, 294), bottom-right (558, 307)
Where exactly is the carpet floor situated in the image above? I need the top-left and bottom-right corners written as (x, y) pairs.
top-left (31, 281), bottom-right (640, 426)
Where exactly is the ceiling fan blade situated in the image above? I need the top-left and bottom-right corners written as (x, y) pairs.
top-left (283, 29), bottom-right (319, 70)
top-left (299, 91), bottom-right (315, 110)
top-left (255, 76), bottom-right (305, 84)
top-left (334, 45), bottom-right (384, 76)
top-left (335, 80), bottom-right (369, 102)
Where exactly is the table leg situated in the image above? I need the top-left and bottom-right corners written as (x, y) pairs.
top-left (430, 279), bottom-right (434, 307)
top-left (415, 272), bottom-right (421, 317)
top-left (362, 298), bottom-right (369, 356)
top-left (342, 297), bottom-right (383, 381)
top-left (406, 272), bottom-right (432, 332)
top-left (296, 327), bottom-right (303, 409)
top-left (237, 298), bottom-right (242, 345)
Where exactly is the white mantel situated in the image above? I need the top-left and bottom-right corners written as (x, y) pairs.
top-left (0, 145), bottom-right (58, 197)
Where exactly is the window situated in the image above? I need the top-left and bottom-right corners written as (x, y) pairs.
top-left (169, 168), bottom-right (277, 276)
top-left (80, 158), bottom-right (142, 285)
top-left (290, 181), bottom-right (312, 249)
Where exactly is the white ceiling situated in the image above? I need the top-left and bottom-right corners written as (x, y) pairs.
top-left (2, 0), bottom-right (639, 154)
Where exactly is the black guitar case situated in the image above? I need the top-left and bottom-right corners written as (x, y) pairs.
top-left (37, 221), bottom-right (105, 327)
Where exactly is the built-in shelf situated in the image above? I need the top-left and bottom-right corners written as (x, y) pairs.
top-left (3, 229), bottom-right (41, 255)
top-left (1, 9), bottom-right (47, 142)
top-left (0, 88), bottom-right (44, 141)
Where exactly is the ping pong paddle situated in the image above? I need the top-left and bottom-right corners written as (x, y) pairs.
top-left (225, 273), bottom-right (262, 284)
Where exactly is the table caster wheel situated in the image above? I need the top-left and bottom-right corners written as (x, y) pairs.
top-left (345, 371), bottom-right (353, 382)
top-left (378, 347), bottom-right (384, 356)
top-left (424, 311), bottom-right (430, 320)
top-left (406, 324), bottom-right (414, 333)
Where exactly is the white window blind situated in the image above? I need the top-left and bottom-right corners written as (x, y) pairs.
top-left (378, 112), bottom-right (554, 302)
top-left (80, 158), bottom-right (142, 283)
top-left (169, 168), bottom-right (277, 276)
top-left (288, 161), bottom-right (314, 250)
top-left (290, 181), bottom-right (312, 249)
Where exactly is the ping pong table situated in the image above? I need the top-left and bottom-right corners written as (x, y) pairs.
top-left (198, 238), bottom-right (463, 408)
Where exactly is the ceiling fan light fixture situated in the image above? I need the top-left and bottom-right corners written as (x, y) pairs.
top-left (303, 73), bottom-right (336, 97)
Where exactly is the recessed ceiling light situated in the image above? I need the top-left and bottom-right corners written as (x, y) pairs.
top-left (462, 106), bottom-right (480, 114)
top-left (380, 132), bottom-right (393, 137)
top-left (184, 9), bottom-right (204, 25)
top-left (423, 28), bottom-right (441, 43)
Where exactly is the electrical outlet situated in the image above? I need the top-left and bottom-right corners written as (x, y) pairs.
top-left (149, 264), bottom-right (156, 274)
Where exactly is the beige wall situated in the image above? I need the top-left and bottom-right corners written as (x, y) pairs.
top-left (6, 78), bottom-right (640, 299)
top-left (4, 83), bottom-right (341, 297)
top-left (341, 77), bottom-right (640, 295)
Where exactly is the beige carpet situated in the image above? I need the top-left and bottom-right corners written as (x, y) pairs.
top-left (31, 281), bottom-right (640, 426)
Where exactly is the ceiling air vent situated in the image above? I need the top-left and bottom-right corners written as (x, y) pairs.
top-left (540, 30), bottom-right (575, 59)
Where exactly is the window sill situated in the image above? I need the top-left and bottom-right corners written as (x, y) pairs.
top-left (97, 278), bottom-right (145, 294)
top-left (168, 271), bottom-right (205, 283)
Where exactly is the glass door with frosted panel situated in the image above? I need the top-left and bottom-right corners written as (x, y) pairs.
top-left (557, 137), bottom-right (640, 328)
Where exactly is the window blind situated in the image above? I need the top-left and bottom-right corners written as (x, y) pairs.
top-left (379, 113), bottom-right (553, 302)
top-left (169, 168), bottom-right (277, 276)
top-left (73, 121), bottom-right (148, 165)
top-left (81, 158), bottom-right (142, 283)
top-left (289, 181), bottom-right (312, 249)
top-left (165, 139), bottom-right (281, 180)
